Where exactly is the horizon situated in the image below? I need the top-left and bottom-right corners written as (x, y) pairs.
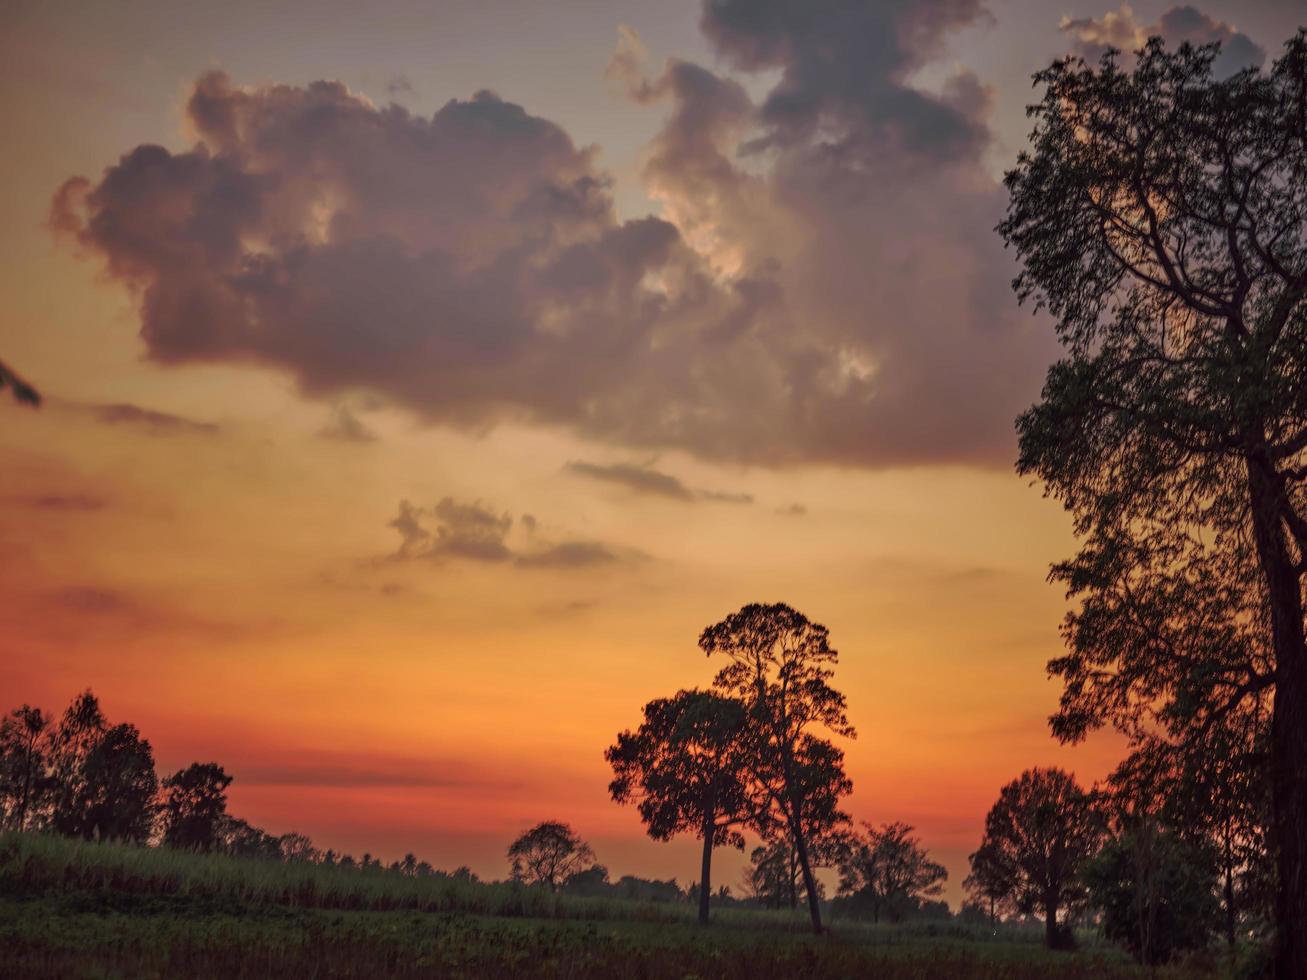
top-left (2, 0), bottom-right (1301, 912)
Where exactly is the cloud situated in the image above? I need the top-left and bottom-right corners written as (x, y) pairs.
top-left (320, 403), bottom-right (378, 443)
top-left (565, 459), bottom-right (752, 503)
top-left (385, 497), bottom-right (635, 569)
top-left (50, 586), bottom-right (129, 613)
top-left (1061, 4), bottom-right (1265, 75)
top-left (776, 502), bottom-right (807, 516)
top-left (86, 401), bottom-right (219, 435)
top-left (9, 493), bottom-right (108, 512)
top-left (53, 4), bottom-right (1060, 468)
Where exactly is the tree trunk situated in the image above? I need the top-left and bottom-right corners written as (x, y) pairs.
top-left (698, 816), bottom-right (713, 926)
top-left (1224, 860), bottom-right (1236, 949)
top-left (788, 813), bottom-right (823, 934)
top-left (1044, 899), bottom-right (1059, 949)
top-left (788, 843), bottom-right (798, 910)
top-left (1246, 455), bottom-right (1307, 980)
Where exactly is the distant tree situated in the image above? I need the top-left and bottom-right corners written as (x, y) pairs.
top-left (701, 602), bottom-right (855, 933)
top-left (0, 705), bottom-right (51, 831)
top-left (219, 816), bottom-right (281, 858)
top-left (76, 723), bottom-right (157, 842)
top-left (562, 864), bottom-right (611, 897)
top-left (1084, 819), bottom-right (1221, 965)
top-left (278, 832), bottom-right (319, 863)
top-left (507, 821), bottom-right (596, 891)
top-left (161, 763), bottom-right (232, 851)
top-left (1001, 33), bottom-right (1307, 973)
top-left (451, 865), bottom-right (479, 884)
top-left (964, 838), bottom-right (1014, 925)
top-left (972, 768), bottom-right (1103, 948)
top-left (607, 689), bottom-right (753, 924)
top-left (838, 821), bottom-right (948, 923)
top-left (0, 358), bottom-right (39, 406)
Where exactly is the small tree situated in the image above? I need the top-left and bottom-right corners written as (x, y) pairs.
top-left (507, 821), bottom-right (596, 891)
top-left (701, 602), bottom-right (855, 933)
top-left (1084, 819), bottom-right (1221, 964)
top-left (46, 692), bottom-right (107, 837)
top-left (838, 821), bottom-right (948, 923)
top-left (607, 689), bottom-right (753, 924)
top-left (0, 705), bottom-right (51, 831)
top-left (972, 768), bottom-right (1103, 948)
top-left (161, 763), bottom-right (232, 851)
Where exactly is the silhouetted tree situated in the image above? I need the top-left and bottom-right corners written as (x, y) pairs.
top-left (46, 692), bottom-right (107, 837)
top-left (161, 762), bottom-right (232, 851)
top-left (1084, 818), bottom-right (1221, 965)
top-left (701, 602), bottom-right (854, 933)
top-left (507, 821), bottom-right (596, 891)
top-left (964, 839), bottom-right (1014, 925)
top-left (562, 864), bottom-right (610, 897)
top-left (75, 723), bottom-right (157, 842)
top-left (972, 768), bottom-right (1103, 948)
top-left (218, 816), bottom-right (281, 858)
top-left (0, 705), bottom-right (51, 831)
top-left (1002, 33), bottom-right (1307, 973)
top-left (838, 821), bottom-right (947, 923)
top-left (278, 832), bottom-right (319, 863)
top-left (607, 689), bottom-right (753, 924)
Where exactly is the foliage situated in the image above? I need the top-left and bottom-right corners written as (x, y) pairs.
top-left (701, 602), bottom-right (854, 932)
top-left (1001, 30), bottom-right (1307, 974)
top-left (507, 821), bottom-right (597, 892)
top-left (838, 821), bottom-right (948, 923)
top-left (970, 768), bottom-right (1103, 948)
top-left (0, 705), bottom-right (51, 831)
top-left (607, 688), bottom-right (752, 922)
top-left (161, 763), bottom-right (233, 852)
top-left (1084, 819), bottom-right (1220, 965)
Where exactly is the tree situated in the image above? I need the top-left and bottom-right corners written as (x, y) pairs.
top-left (971, 768), bottom-right (1103, 948)
top-left (838, 821), bottom-right (948, 923)
top-left (507, 821), bottom-right (596, 891)
top-left (701, 602), bottom-right (855, 933)
top-left (607, 689), bottom-right (753, 924)
top-left (965, 839), bottom-right (1014, 925)
top-left (0, 705), bottom-right (51, 831)
top-left (161, 763), bottom-right (232, 851)
top-left (1084, 819), bottom-right (1221, 964)
top-left (1001, 34), bottom-right (1307, 973)
top-left (46, 691), bottom-right (107, 837)
top-left (278, 832), bottom-right (319, 863)
top-left (76, 723), bottom-right (157, 842)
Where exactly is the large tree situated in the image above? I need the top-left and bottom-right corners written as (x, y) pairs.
top-left (46, 692), bottom-right (108, 838)
top-left (606, 689), bottom-right (753, 924)
top-left (506, 821), bottom-right (596, 891)
top-left (76, 723), bottom-right (157, 842)
top-left (971, 768), bottom-right (1103, 948)
top-left (701, 602), bottom-right (854, 933)
top-left (1001, 33), bottom-right (1307, 974)
top-left (838, 821), bottom-right (948, 923)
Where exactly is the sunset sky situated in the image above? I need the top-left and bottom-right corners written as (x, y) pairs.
top-left (2, 0), bottom-right (1301, 904)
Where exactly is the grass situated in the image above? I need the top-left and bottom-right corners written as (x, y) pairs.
top-left (0, 831), bottom-right (1228, 979)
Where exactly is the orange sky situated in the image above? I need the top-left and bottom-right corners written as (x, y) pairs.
top-left (2, 0), bottom-right (1295, 905)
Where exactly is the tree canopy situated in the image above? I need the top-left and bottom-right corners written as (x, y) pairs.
top-left (837, 821), bottom-right (948, 924)
top-left (507, 821), bottom-right (596, 892)
top-left (1002, 32), bottom-right (1307, 973)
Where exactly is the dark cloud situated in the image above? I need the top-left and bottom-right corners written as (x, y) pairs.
top-left (50, 586), bottom-right (129, 613)
top-left (320, 403), bottom-right (378, 443)
top-left (88, 402), bottom-right (219, 435)
top-left (10, 493), bottom-right (108, 511)
top-left (385, 497), bottom-right (635, 569)
top-left (55, 4), bottom-right (1058, 468)
top-left (1061, 5), bottom-right (1266, 76)
top-left (565, 459), bottom-right (751, 503)
top-left (385, 73), bottom-right (415, 98)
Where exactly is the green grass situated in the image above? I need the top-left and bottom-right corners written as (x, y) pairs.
top-left (0, 831), bottom-right (1226, 979)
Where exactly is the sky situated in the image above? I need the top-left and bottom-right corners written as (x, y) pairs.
top-left (2, 0), bottom-right (1302, 905)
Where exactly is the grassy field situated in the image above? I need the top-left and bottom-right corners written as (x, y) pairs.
top-left (0, 831), bottom-right (1230, 979)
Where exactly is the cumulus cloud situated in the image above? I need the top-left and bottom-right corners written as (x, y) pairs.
top-left (385, 497), bottom-right (633, 569)
top-left (564, 459), bottom-right (751, 504)
top-left (1061, 4), bottom-right (1265, 75)
top-left (53, 0), bottom-right (1066, 468)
